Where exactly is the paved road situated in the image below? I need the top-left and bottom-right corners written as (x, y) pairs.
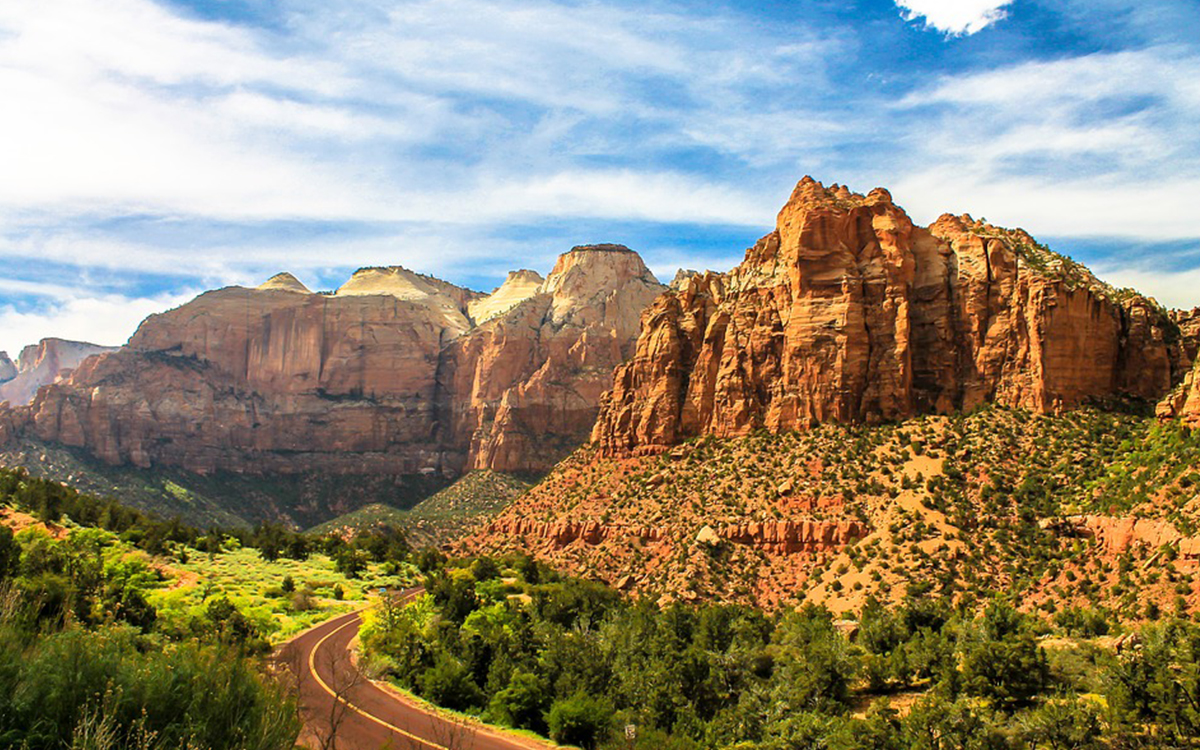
top-left (281, 589), bottom-right (556, 750)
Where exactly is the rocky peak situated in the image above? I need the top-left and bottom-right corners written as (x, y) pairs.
top-left (439, 245), bottom-right (667, 474)
top-left (256, 272), bottom-right (311, 294)
top-left (467, 269), bottom-right (544, 325)
top-left (670, 269), bottom-right (699, 291)
top-left (539, 244), bottom-right (663, 328)
top-left (0, 353), bottom-right (15, 384)
top-left (0, 338), bottom-right (116, 406)
top-left (335, 266), bottom-right (478, 337)
top-left (592, 176), bottom-right (1189, 455)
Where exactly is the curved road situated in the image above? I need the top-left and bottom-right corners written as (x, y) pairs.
top-left (281, 589), bottom-right (555, 750)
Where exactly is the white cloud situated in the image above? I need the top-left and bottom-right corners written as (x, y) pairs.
top-left (0, 0), bottom-right (830, 229)
top-left (895, 0), bottom-right (1013, 36)
top-left (888, 47), bottom-right (1200, 242)
top-left (0, 290), bottom-right (197, 357)
top-left (1090, 264), bottom-right (1200, 310)
top-left (0, 0), bottom-right (1197, 352)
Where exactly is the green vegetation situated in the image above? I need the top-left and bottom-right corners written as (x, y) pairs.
top-left (513, 404), bottom-right (1200, 618)
top-left (311, 470), bottom-right (535, 547)
top-left (363, 554), bottom-right (1200, 749)
top-left (396, 470), bottom-right (535, 546)
top-left (0, 468), bottom-right (306, 748)
top-left (0, 465), bottom-right (429, 747)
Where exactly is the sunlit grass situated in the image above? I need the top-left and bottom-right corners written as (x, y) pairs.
top-left (149, 544), bottom-right (420, 642)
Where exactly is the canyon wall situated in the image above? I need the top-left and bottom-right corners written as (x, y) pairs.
top-left (438, 245), bottom-right (664, 473)
top-left (11, 248), bottom-right (663, 475)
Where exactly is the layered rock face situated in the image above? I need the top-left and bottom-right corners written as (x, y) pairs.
top-left (26, 284), bottom-right (461, 473)
top-left (12, 250), bottom-right (663, 475)
top-left (1158, 354), bottom-right (1200, 425)
top-left (593, 178), bottom-right (1188, 454)
top-left (467, 270), bottom-right (543, 324)
top-left (0, 339), bottom-right (116, 407)
top-left (438, 245), bottom-right (666, 473)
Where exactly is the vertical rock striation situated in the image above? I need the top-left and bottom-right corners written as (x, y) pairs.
top-left (439, 245), bottom-right (665, 473)
top-left (8, 250), bottom-right (664, 476)
top-left (593, 178), bottom-right (1188, 454)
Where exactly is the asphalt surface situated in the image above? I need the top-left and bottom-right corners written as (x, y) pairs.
top-left (281, 589), bottom-right (555, 750)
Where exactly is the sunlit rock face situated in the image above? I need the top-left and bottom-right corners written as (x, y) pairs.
top-left (0, 339), bottom-right (117, 407)
top-left (593, 177), bottom-right (1188, 454)
top-left (15, 250), bottom-right (664, 476)
top-left (439, 245), bottom-right (666, 473)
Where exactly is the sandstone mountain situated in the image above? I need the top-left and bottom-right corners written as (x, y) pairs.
top-left (2, 246), bottom-right (663, 479)
top-left (471, 177), bottom-right (1200, 609)
top-left (0, 339), bottom-right (117, 407)
top-left (592, 177), bottom-right (1192, 456)
top-left (439, 245), bottom-right (664, 473)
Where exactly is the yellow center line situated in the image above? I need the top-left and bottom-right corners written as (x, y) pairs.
top-left (308, 612), bottom-right (448, 750)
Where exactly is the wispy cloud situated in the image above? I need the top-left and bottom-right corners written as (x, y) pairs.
top-left (2, 0), bottom-right (1200, 352)
top-left (1091, 263), bottom-right (1200, 311)
top-left (0, 290), bottom-right (198, 356)
top-left (887, 47), bottom-right (1200, 243)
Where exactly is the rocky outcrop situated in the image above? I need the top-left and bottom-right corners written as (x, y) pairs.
top-left (257, 272), bottom-right (311, 293)
top-left (0, 353), bottom-right (15, 384)
top-left (0, 339), bottom-right (116, 407)
top-left (1158, 354), bottom-right (1200, 425)
top-left (14, 250), bottom-right (662, 475)
top-left (1051, 514), bottom-right (1200, 559)
top-left (486, 517), bottom-right (666, 546)
top-left (718, 519), bottom-right (866, 553)
top-left (482, 518), bottom-right (863, 555)
top-left (670, 269), bottom-right (699, 291)
top-left (1172, 308), bottom-right (1200, 362)
top-left (439, 245), bottom-right (665, 473)
top-left (593, 178), bottom-right (1188, 454)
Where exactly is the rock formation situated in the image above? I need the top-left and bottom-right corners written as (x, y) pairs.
top-left (1158, 354), bottom-right (1200, 425)
top-left (8, 249), bottom-right (663, 475)
top-left (0, 339), bottom-right (116, 407)
top-left (593, 178), bottom-right (1189, 454)
top-left (669, 269), bottom-right (699, 290)
top-left (257, 272), bottom-right (311, 293)
top-left (438, 245), bottom-right (666, 473)
top-left (1172, 307), bottom-right (1200, 361)
top-left (467, 270), bottom-right (543, 324)
top-left (0, 353), bottom-right (15, 384)
top-left (1056, 514), bottom-right (1200, 559)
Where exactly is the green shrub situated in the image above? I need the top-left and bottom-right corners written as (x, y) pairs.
top-left (547, 694), bottom-right (614, 750)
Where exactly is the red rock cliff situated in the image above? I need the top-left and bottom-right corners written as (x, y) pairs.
top-left (438, 245), bottom-right (665, 473)
top-left (13, 252), bottom-right (663, 476)
top-left (593, 178), bottom-right (1188, 454)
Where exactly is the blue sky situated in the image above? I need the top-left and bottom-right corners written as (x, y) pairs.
top-left (1, 0), bottom-right (1198, 356)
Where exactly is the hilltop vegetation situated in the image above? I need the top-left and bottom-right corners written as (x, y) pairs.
top-left (474, 405), bottom-right (1200, 619)
top-left (306, 471), bottom-right (535, 549)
